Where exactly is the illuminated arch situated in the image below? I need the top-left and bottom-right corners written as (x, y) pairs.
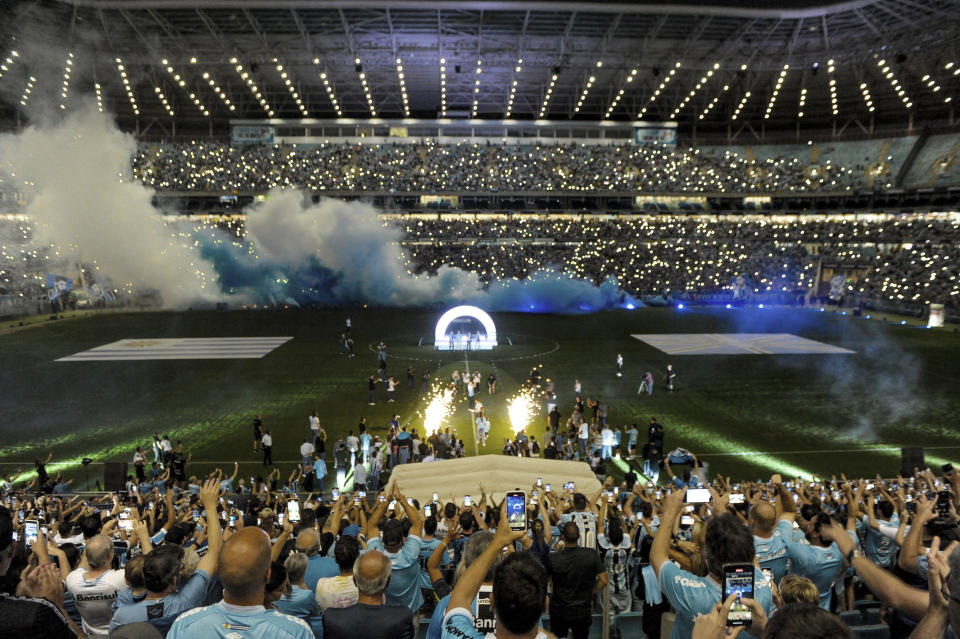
top-left (434, 305), bottom-right (498, 351)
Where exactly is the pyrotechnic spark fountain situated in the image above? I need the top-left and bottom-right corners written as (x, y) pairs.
top-left (421, 384), bottom-right (456, 435)
top-left (507, 387), bottom-right (541, 434)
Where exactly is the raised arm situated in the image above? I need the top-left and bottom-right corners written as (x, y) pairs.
top-left (428, 523), bottom-right (459, 584)
top-left (651, 489), bottom-right (685, 578)
top-left (196, 478), bottom-right (223, 576)
top-left (899, 498), bottom-right (936, 575)
top-left (448, 503), bottom-right (525, 612)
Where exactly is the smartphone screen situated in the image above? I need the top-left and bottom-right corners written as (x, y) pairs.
top-left (565, 482), bottom-right (575, 492)
top-left (331, 488), bottom-right (340, 500)
top-left (679, 515), bottom-right (695, 526)
top-left (545, 483), bottom-right (551, 492)
top-left (24, 520), bottom-right (39, 545)
top-left (424, 505), bottom-right (432, 517)
top-left (229, 515), bottom-right (237, 527)
top-left (464, 495), bottom-right (472, 507)
top-left (278, 513), bottom-right (285, 525)
top-left (686, 488), bottom-right (711, 503)
top-left (287, 500), bottom-right (301, 523)
top-left (432, 492), bottom-right (439, 502)
top-left (723, 564), bottom-right (754, 626)
top-left (537, 477), bottom-right (542, 487)
top-left (358, 491), bottom-right (366, 499)
top-left (937, 490), bottom-right (951, 519)
top-left (729, 493), bottom-right (745, 504)
top-left (118, 519), bottom-right (134, 531)
top-left (506, 491), bottom-right (527, 531)
top-left (406, 497), bottom-right (413, 506)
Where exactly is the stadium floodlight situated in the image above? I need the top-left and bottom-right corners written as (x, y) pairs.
top-left (797, 87), bottom-right (807, 119)
top-left (920, 72), bottom-right (952, 104)
top-left (505, 57), bottom-right (523, 118)
top-left (669, 62), bottom-right (719, 120)
top-left (0, 49), bottom-right (19, 81)
top-left (876, 59), bottom-right (912, 108)
top-left (95, 82), bottom-right (104, 112)
top-left (604, 67), bottom-right (637, 119)
top-left (231, 59), bottom-right (274, 117)
top-left (273, 59), bottom-right (308, 117)
top-left (19, 75), bottom-right (35, 108)
top-left (154, 86), bottom-right (175, 117)
top-left (59, 52), bottom-right (74, 110)
top-left (730, 90), bottom-right (751, 120)
top-left (162, 58), bottom-right (210, 116)
top-left (827, 59), bottom-right (839, 117)
top-left (639, 61), bottom-right (681, 118)
top-left (537, 69), bottom-right (559, 119)
top-left (572, 61), bottom-right (601, 114)
top-left (395, 57), bottom-right (410, 117)
top-left (764, 64), bottom-right (789, 119)
top-left (439, 57), bottom-right (448, 117)
top-left (115, 58), bottom-right (139, 116)
top-left (354, 57), bottom-right (377, 117)
top-left (699, 83), bottom-right (730, 120)
top-left (859, 81), bottom-right (875, 112)
top-left (313, 60), bottom-right (343, 116)
top-left (471, 59), bottom-right (482, 118)
top-left (200, 71), bottom-right (236, 112)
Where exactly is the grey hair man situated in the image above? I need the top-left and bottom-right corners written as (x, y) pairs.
top-left (322, 550), bottom-right (414, 639)
top-left (66, 534), bottom-right (128, 636)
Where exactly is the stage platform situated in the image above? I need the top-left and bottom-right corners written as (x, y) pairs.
top-left (384, 454), bottom-right (601, 506)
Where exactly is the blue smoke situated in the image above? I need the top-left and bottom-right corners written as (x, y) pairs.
top-left (196, 190), bottom-right (639, 313)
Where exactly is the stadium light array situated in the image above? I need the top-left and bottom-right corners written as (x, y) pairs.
top-left (573, 60), bottom-right (602, 114)
top-left (669, 62), bottom-right (718, 120)
top-left (19, 75), bottom-right (35, 108)
top-left (859, 82), bottom-right (875, 112)
top-left (115, 58), bottom-right (139, 116)
top-left (946, 61), bottom-right (959, 76)
top-left (354, 58), bottom-right (377, 117)
top-left (395, 58), bottom-right (410, 117)
top-left (0, 49), bottom-right (19, 82)
top-left (229, 58), bottom-right (274, 117)
top-left (439, 57), bottom-right (448, 117)
top-left (201, 71), bottom-right (236, 112)
top-left (730, 90), bottom-right (751, 120)
top-left (699, 84), bottom-right (729, 120)
top-left (604, 67), bottom-right (638, 119)
top-left (95, 82), bottom-right (104, 113)
top-left (505, 57), bottom-right (523, 118)
top-left (312, 59), bottom-right (342, 116)
top-left (797, 87), bottom-right (807, 118)
top-left (154, 86), bottom-right (175, 117)
top-left (471, 59), bottom-right (482, 118)
top-left (162, 58), bottom-right (209, 116)
top-left (920, 73), bottom-right (952, 104)
top-left (273, 59), bottom-right (308, 117)
top-left (877, 59), bottom-right (912, 108)
top-left (764, 64), bottom-right (789, 119)
top-left (638, 61), bottom-right (681, 118)
top-left (537, 70), bottom-right (559, 119)
top-left (59, 52), bottom-right (74, 110)
top-left (828, 59), bottom-right (839, 117)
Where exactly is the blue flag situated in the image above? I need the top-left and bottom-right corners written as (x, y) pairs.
top-left (46, 274), bottom-right (73, 301)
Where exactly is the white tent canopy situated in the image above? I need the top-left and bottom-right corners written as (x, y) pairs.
top-left (384, 454), bottom-right (602, 506)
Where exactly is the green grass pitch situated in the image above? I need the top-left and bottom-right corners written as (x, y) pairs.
top-left (3, 305), bottom-right (960, 486)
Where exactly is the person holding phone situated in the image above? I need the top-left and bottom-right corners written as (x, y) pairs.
top-left (651, 488), bottom-right (774, 639)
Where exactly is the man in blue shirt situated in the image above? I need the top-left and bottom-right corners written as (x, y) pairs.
top-left (111, 478), bottom-right (223, 635)
top-left (167, 527), bottom-right (312, 639)
top-left (366, 486), bottom-right (424, 623)
top-left (652, 489), bottom-right (775, 639)
top-left (297, 528), bottom-right (338, 592)
top-left (785, 512), bottom-right (858, 610)
top-left (312, 454), bottom-right (326, 493)
top-left (750, 499), bottom-right (796, 584)
top-left (665, 456), bottom-right (701, 489)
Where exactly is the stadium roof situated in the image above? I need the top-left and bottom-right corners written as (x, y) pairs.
top-left (0, 0), bottom-right (958, 133)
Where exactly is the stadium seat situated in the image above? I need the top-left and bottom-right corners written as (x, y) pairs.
top-left (850, 624), bottom-right (890, 639)
top-left (840, 610), bottom-right (863, 626)
top-left (615, 611), bottom-right (644, 637)
top-left (589, 614), bottom-right (604, 638)
top-left (860, 609), bottom-right (882, 625)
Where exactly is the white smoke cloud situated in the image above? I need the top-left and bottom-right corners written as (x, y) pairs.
top-left (0, 104), bottom-right (218, 307)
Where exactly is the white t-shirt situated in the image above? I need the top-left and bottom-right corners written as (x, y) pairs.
top-left (160, 439), bottom-right (173, 452)
top-left (354, 464), bottom-right (367, 485)
top-left (300, 442), bottom-right (315, 457)
top-left (315, 575), bottom-right (359, 611)
top-left (601, 429), bottom-right (615, 446)
top-left (579, 423), bottom-right (589, 439)
top-left (309, 416), bottom-right (320, 432)
top-left (65, 567), bottom-right (127, 635)
top-left (262, 434), bottom-right (272, 447)
top-left (346, 436), bottom-right (359, 452)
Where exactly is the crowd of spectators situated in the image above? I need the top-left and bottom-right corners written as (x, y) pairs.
top-left (4, 418), bottom-right (960, 639)
top-left (131, 141), bottom-right (863, 193)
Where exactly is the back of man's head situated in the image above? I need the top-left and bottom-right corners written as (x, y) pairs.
top-left (460, 511), bottom-right (477, 533)
top-left (382, 519), bottom-right (405, 547)
top-left (749, 501), bottom-right (777, 536)
top-left (143, 545), bottom-right (184, 593)
top-left (296, 528), bottom-right (320, 556)
top-left (334, 535), bottom-right (360, 571)
top-left (493, 552), bottom-right (547, 635)
top-left (79, 515), bottom-right (102, 539)
top-left (572, 493), bottom-right (587, 511)
top-left (877, 500), bottom-right (895, 520)
top-left (762, 603), bottom-right (853, 639)
top-left (561, 522), bottom-right (580, 546)
top-left (423, 515), bottom-right (438, 536)
top-left (457, 531), bottom-right (499, 583)
top-left (702, 513), bottom-right (755, 577)
top-left (778, 575), bottom-right (820, 606)
top-left (219, 527), bottom-right (272, 600)
top-left (84, 534), bottom-right (114, 569)
top-left (354, 550), bottom-right (391, 597)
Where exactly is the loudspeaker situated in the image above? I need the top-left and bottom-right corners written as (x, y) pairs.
top-left (103, 462), bottom-right (129, 492)
top-left (901, 447), bottom-right (925, 476)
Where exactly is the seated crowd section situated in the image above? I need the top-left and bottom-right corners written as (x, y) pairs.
top-left (2, 421), bottom-right (959, 639)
